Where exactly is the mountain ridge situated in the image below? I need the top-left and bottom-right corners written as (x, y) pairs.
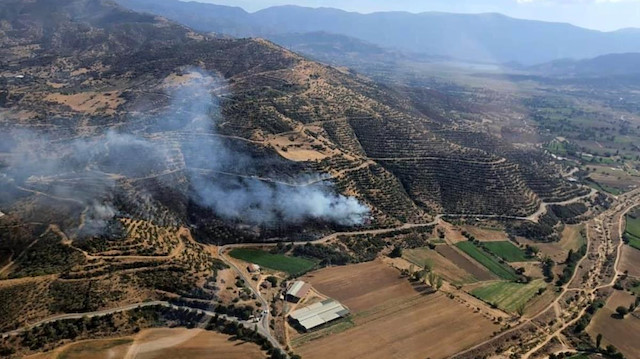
top-left (117, 0), bottom-right (640, 64)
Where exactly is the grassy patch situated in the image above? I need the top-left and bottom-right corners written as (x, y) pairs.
top-left (471, 279), bottom-right (546, 313)
top-left (586, 178), bottom-right (623, 195)
top-left (627, 234), bottom-right (640, 251)
top-left (483, 241), bottom-right (530, 262)
top-left (625, 210), bottom-right (640, 237)
top-left (624, 208), bottom-right (640, 250)
top-left (455, 242), bottom-right (517, 280)
top-left (229, 248), bottom-right (316, 276)
top-left (545, 140), bottom-right (568, 156)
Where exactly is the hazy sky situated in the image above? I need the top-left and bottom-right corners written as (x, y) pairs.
top-left (194, 0), bottom-right (640, 31)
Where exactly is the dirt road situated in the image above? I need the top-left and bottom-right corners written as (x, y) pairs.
top-left (453, 188), bottom-right (640, 358)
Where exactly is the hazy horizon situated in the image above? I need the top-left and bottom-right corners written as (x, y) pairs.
top-left (188, 0), bottom-right (640, 32)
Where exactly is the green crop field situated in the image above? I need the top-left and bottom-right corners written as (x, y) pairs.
top-left (471, 279), bottom-right (546, 313)
top-left (586, 178), bottom-right (623, 196)
top-left (455, 242), bottom-right (517, 280)
top-left (483, 241), bottom-right (530, 262)
top-left (229, 248), bottom-right (316, 276)
top-left (625, 209), bottom-right (640, 250)
top-left (545, 140), bottom-right (568, 156)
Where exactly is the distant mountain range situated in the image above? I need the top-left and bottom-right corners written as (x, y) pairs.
top-left (117, 0), bottom-right (640, 65)
top-left (528, 53), bottom-right (640, 77)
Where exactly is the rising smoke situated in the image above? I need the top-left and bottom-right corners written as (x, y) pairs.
top-left (0, 69), bottom-right (370, 231)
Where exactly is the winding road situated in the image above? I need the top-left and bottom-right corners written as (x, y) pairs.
top-left (453, 188), bottom-right (640, 359)
top-left (0, 176), bottom-right (612, 359)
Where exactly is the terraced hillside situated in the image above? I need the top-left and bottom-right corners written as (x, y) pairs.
top-left (0, 0), bottom-right (587, 242)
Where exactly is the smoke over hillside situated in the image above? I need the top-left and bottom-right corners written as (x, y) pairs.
top-left (0, 69), bottom-right (370, 232)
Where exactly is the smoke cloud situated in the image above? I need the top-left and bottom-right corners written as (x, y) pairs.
top-left (0, 69), bottom-right (370, 231)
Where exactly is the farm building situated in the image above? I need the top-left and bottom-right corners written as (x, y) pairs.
top-left (247, 263), bottom-right (261, 273)
top-left (289, 299), bottom-right (349, 331)
top-left (286, 280), bottom-right (312, 302)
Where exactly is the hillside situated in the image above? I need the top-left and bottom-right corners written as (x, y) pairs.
top-left (0, 0), bottom-right (608, 356)
top-left (0, 0), bottom-right (586, 242)
top-left (529, 52), bottom-right (640, 77)
top-left (117, 0), bottom-right (640, 65)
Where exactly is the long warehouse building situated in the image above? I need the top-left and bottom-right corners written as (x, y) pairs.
top-left (289, 298), bottom-right (349, 331)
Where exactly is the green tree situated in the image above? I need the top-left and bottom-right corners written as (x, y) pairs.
top-left (616, 306), bottom-right (629, 318)
top-left (389, 246), bottom-right (403, 258)
top-left (596, 333), bottom-right (603, 348)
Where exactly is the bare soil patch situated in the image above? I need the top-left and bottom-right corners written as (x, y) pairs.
top-left (438, 221), bottom-right (466, 243)
top-left (619, 246), bottom-right (640, 277)
top-left (517, 237), bottom-right (567, 263)
top-left (463, 225), bottom-right (509, 242)
top-left (295, 291), bottom-right (500, 359)
top-left (511, 261), bottom-right (543, 278)
top-left (44, 91), bottom-right (123, 115)
top-left (604, 290), bottom-right (636, 311)
top-left (300, 260), bottom-right (415, 312)
top-left (587, 292), bottom-right (640, 359)
top-left (559, 224), bottom-right (586, 251)
top-left (296, 260), bottom-right (500, 359)
top-left (129, 328), bottom-right (266, 359)
top-left (27, 328), bottom-right (266, 359)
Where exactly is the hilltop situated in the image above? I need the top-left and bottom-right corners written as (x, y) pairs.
top-left (117, 0), bottom-right (640, 65)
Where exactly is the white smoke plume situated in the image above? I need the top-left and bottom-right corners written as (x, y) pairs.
top-left (0, 68), bottom-right (370, 230)
top-left (172, 70), bottom-right (371, 226)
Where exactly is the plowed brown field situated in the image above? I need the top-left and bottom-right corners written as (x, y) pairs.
top-left (587, 291), bottom-right (640, 359)
top-left (297, 260), bottom-right (500, 359)
top-left (436, 245), bottom-right (495, 281)
top-left (619, 246), bottom-right (640, 277)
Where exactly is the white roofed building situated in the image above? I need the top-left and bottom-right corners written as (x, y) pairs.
top-left (286, 280), bottom-right (311, 302)
top-left (288, 299), bottom-right (350, 331)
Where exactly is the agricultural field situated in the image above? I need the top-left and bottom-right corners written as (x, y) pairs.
top-left (300, 260), bottom-right (416, 312)
top-left (436, 245), bottom-right (495, 281)
top-left (403, 247), bottom-right (477, 284)
top-left (462, 225), bottom-right (509, 242)
top-left (567, 355), bottom-right (590, 359)
top-left (586, 165), bottom-right (640, 194)
top-left (483, 241), bottom-right (531, 262)
top-left (586, 291), bottom-right (640, 359)
top-left (295, 260), bottom-right (500, 359)
top-left (229, 248), bottom-right (316, 276)
top-left (455, 242), bottom-right (518, 280)
top-left (619, 245), bottom-right (640, 278)
top-left (26, 328), bottom-right (267, 359)
top-left (470, 279), bottom-right (547, 313)
top-left (624, 207), bottom-right (640, 250)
